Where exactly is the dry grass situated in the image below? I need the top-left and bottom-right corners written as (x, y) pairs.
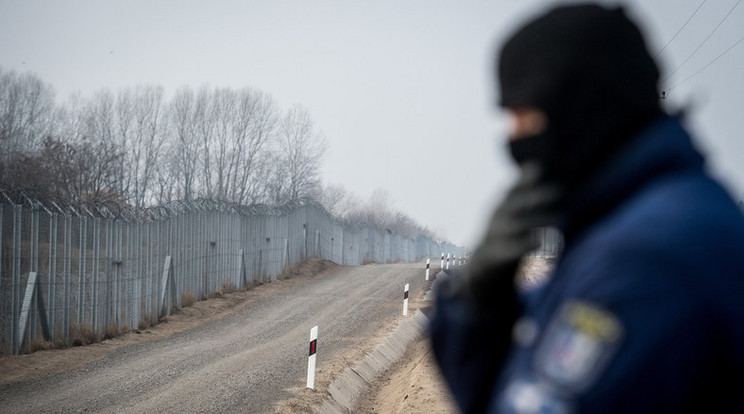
top-left (70, 324), bottom-right (98, 347)
top-left (278, 258), bottom-right (335, 280)
top-left (103, 324), bottom-right (122, 340)
top-left (54, 338), bottom-right (68, 349)
top-left (29, 338), bottom-right (55, 353)
top-left (221, 281), bottom-right (238, 294)
top-left (181, 292), bottom-right (198, 308)
top-left (138, 313), bottom-right (153, 331)
top-left (278, 262), bottom-right (301, 280)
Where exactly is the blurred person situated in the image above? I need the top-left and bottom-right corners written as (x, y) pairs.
top-left (430, 3), bottom-right (744, 414)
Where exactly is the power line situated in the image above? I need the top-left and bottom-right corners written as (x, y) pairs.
top-left (668, 33), bottom-right (744, 91)
top-left (655, 0), bottom-right (709, 57)
top-left (662, 0), bottom-right (741, 83)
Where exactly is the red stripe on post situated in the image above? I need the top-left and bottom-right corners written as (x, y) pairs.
top-left (404, 291), bottom-right (409, 300)
top-left (309, 339), bottom-right (317, 356)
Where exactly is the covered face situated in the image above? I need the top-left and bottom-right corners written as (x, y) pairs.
top-left (498, 4), bottom-right (662, 190)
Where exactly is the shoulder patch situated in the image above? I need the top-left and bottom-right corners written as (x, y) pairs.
top-left (534, 300), bottom-right (623, 392)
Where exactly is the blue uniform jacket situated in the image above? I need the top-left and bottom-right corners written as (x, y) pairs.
top-left (430, 116), bottom-right (744, 413)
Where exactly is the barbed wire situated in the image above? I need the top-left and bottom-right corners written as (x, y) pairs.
top-left (0, 186), bottom-right (323, 222)
top-left (0, 186), bottom-right (451, 245)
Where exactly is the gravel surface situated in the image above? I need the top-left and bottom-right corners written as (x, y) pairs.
top-left (0, 262), bottom-right (428, 413)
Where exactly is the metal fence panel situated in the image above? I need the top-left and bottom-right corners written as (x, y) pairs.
top-left (0, 196), bottom-right (473, 355)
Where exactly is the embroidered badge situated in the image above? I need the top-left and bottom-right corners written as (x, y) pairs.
top-left (534, 300), bottom-right (623, 392)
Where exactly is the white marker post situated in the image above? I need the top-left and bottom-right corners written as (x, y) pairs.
top-left (307, 325), bottom-right (318, 389)
top-left (425, 258), bottom-right (430, 281)
top-left (441, 253), bottom-right (444, 270)
top-left (446, 253), bottom-right (450, 270)
top-left (403, 283), bottom-right (410, 316)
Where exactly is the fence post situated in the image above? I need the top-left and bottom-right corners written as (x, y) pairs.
top-left (103, 220), bottom-right (113, 331)
top-left (264, 237), bottom-right (270, 282)
top-left (0, 205), bottom-right (2, 350)
top-left (114, 221), bottom-right (122, 328)
top-left (11, 205), bottom-right (22, 355)
top-left (78, 216), bottom-right (87, 329)
top-left (237, 249), bottom-right (248, 287)
top-left (16, 272), bottom-right (51, 354)
top-left (315, 230), bottom-right (320, 258)
top-left (0, 205), bottom-right (2, 352)
top-left (63, 214), bottom-right (71, 343)
top-left (158, 255), bottom-right (176, 318)
top-left (48, 213), bottom-right (57, 340)
top-left (92, 218), bottom-right (102, 335)
top-left (303, 224), bottom-right (308, 260)
top-left (29, 208), bottom-right (39, 341)
top-left (105, 232), bottom-right (112, 334)
top-left (203, 241), bottom-right (213, 299)
top-left (284, 238), bottom-right (289, 269)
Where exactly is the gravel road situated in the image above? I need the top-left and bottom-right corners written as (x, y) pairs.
top-left (0, 262), bottom-right (428, 413)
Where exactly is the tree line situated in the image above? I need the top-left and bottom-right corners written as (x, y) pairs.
top-left (0, 67), bottom-right (436, 240)
top-left (0, 67), bottom-right (325, 208)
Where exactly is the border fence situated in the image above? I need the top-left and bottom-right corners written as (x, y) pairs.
top-left (0, 189), bottom-right (464, 355)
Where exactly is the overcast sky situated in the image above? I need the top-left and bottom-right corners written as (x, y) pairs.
top-left (1, 0), bottom-right (742, 247)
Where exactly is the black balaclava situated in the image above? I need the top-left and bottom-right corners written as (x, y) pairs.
top-left (498, 4), bottom-right (663, 193)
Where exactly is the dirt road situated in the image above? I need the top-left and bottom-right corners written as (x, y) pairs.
top-left (0, 262), bottom-right (429, 413)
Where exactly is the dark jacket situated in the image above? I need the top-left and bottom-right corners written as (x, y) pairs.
top-left (431, 116), bottom-right (744, 413)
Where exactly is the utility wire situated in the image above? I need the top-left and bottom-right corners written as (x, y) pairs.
top-left (655, 0), bottom-right (709, 57)
top-left (668, 33), bottom-right (744, 91)
top-left (662, 0), bottom-right (741, 83)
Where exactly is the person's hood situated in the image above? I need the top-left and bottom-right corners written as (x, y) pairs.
top-left (498, 4), bottom-right (662, 192)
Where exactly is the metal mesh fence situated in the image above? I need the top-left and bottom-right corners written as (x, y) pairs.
top-left (0, 190), bottom-right (462, 355)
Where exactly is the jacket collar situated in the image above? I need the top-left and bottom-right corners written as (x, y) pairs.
top-left (560, 115), bottom-right (705, 241)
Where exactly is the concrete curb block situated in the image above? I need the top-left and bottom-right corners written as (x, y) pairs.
top-left (315, 308), bottom-right (431, 414)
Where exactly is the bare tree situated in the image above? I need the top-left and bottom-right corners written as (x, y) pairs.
top-left (229, 88), bottom-right (277, 204)
top-left (0, 67), bottom-right (332, 210)
top-left (200, 87), bottom-right (280, 204)
top-left (310, 182), bottom-right (361, 221)
top-left (211, 87), bottom-right (233, 200)
top-left (2, 134), bottom-right (122, 202)
top-left (262, 149), bottom-right (289, 205)
top-left (69, 138), bottom-right (123, 202)
top-left (114, 88), bottom-right (134, 197)
top-left (19, 89), bottom-right (124, 202)
top-left (311, 183), bottom-right (434, 239)
top-left (83, 90), bottom-right (118, 196)
top-left (273, 104), bottom-right (326, 203)
top-left (366, 187), bottom-right (396, 230)
top-left (164, 86), bottom-right (200, 201)
top-left (0, 68), bottom-right (55, 165)
top-left (120, 85), bottom-right (166, 208)
top-left (193, 86), bottom-right (215, 198)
